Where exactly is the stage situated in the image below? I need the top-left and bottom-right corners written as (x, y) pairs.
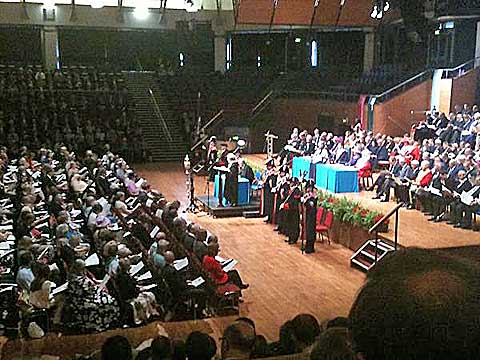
top-left (242, 154), bottom-right (480, 250)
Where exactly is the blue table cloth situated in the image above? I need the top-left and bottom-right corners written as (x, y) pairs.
top-left (213, 175), bottom-right (250, 206)
top-left (292, 156), bottom-right (316, 181)
top-left (315, 164), bottom-right (359, 193)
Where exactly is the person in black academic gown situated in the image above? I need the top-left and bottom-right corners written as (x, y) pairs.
top-left (302, 180), bottom-right (317, 254)
top-left (282, 177), bottom-right (302, 245)
top-left (262, 159), bottom-right (276, 223)
top-left (224, 153), bottom-right (239, 206)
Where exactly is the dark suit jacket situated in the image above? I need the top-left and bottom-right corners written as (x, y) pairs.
top-left (163, 264), bottom-right (187, 299)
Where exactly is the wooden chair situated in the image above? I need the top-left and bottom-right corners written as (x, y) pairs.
top-left (316, 210), bottom-right (333, 244)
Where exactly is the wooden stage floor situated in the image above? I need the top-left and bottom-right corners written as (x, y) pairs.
top-left (137, 162), bottom-right (366, 342)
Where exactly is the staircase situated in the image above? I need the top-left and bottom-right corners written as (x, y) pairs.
top-left (350, 202), bottom-right (403, 272)
top-left (125, 72), bottom-right (187, 162)
top-left (350, 239), bottom-right (396, 272)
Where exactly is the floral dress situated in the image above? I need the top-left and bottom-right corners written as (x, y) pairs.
top-left (63, 275), bottom-right (120, 333)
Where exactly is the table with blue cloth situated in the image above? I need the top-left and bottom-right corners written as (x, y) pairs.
top-left (315, 163), bottom-right (359, 193)
top-left (213, 175), bottom-right (250, 206)
top-left (292, 156), bottom-right (316, 181)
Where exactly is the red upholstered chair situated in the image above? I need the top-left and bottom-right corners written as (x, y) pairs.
top-left (316, 210), bottom-right (333, 244)
top-left (316, 207), bottom-right (325, 229)
top-left (358, 161), bottom-right (374, 190)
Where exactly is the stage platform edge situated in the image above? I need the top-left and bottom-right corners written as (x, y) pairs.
top-left (195, 195), bottom-right (260, 218)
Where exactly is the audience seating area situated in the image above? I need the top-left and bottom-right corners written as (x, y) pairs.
top-left (0, 65), bottom-right (144, 162)
top-left (0, 142), bottom-right (257, 340)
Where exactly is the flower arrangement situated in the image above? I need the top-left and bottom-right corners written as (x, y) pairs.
top-left (317, 190), bottom-right (389, 232)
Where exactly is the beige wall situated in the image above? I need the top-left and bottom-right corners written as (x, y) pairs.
top-left (0, 2), bottom-right (233, 32)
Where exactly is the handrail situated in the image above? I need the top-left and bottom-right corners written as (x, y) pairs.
top-left (251, 90), bottom-right (274, 114)
top-left (373, 70), bottom-right (432, 99)
top-left (369, 202), bottom-right (403, 234)
top-left (148, 88), bottom-right (173, 143)
top-left (442, 56), bottom-right (480, 79)
top-left (199, 109), bottom-right (224, 135)
top-left (190, 134), bottom-right (209, 153)
top-left (370, 202), bottom-right (403, 264)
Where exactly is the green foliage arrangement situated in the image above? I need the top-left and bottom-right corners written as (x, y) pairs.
top-left (317, 190), bottom-right (389, 232)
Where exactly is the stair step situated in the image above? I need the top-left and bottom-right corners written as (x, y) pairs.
top-left (351, 258), bottom-right (372, 271)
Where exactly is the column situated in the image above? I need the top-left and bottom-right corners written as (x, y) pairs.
top-left (41, 26), bottom-right (59, 70)
top-left (214, 34), bottom-right (227, 73)
top-left (363, 31), bottom-right (375, 73)
top-left (476, 21), bottom-right (480, 68)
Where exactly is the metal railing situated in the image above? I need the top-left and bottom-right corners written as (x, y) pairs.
top-left (251, 90), bottom-right (274, 115)
top-left (189, 110), bottom-right (225, 152)
top-left (369, 202), bottom-right (403, 264)
top-left (372, 69), bottom-right (434, 103)
top-left (148, 87), bottom-right (173, 143)
top-left (441, 56), bottom-right (480, 79)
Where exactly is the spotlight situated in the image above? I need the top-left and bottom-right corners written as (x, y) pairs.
top-left (294, 37), bottom-right (302, 43)
top-left (383, 1), bottom-right (390, 12)
top-left (134, 4), bottom-right (150, 20)
top-left (370, 4), bottom-right (378, 18)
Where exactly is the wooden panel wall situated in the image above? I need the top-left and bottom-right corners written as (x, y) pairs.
top-left (450, 68), bottom-right (479, 109)
top-left (237, 0), bottom-right (378, 27)
top-left (373, 80), bottom-right (432, 136)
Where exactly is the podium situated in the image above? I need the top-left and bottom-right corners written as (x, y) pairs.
top-left (214, 175), bottom-right (250, 206)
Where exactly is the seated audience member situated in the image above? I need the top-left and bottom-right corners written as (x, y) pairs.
top-left (63, 259), bottom-right (120, 333)
top-left (185, 331), bottom-right (217, 360)
top-left (162, 251), bottom-right (207, 316)
top-left (349, 247), bottom-right (480, 360)
top-left (103, 240), bottom-right (120, 277)
top-left (113, 191), bottom-right (132, 217)
top-left (115, 258), bottom-right (158, 325)
top-left (29, 263), bottom-right (55, 309)
top-left (355, 150), bottom-right (372, 179)
top-left (149, 236), bottom-right (170, 269)
top-left (310, 327), bottom-right (355, 360)
top-left (291, 313), bottom-right (321, 352)
top-left (173, 217), bottom-right (195, 251)
top-left (101, 335), bottom-right (133, 360)
top-left (451, 176), bottom-right (480, 229)
top-left (221, 321), bottom-right (256, 360)
top-left (268, 320), bottom-right (300, 356)
top-left (203, 243), bottom-right (249, 291)
top-left (192, 227), bottom-right (208, 261)
top-left (407, 160), bottom-right (433, 209)
top-left (16, 251), bottom-right (35, 292)
top-left (125, 172), bottom-right (140, 196)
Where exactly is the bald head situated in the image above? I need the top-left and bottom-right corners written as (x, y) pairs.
top-left (164, 251), bottom-right (175, 264)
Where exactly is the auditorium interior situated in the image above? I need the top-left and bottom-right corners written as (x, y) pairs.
top-left (0, 0), bottom-right (480, 359)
